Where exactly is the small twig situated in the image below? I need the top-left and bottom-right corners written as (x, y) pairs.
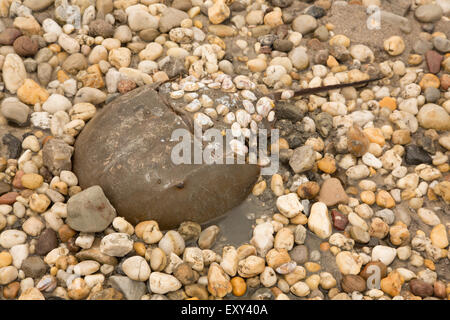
top-left (269, 75), bottom-right (385, 100)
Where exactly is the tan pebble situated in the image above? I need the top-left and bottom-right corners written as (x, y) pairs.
top-left (384, 36), bottom-right (405, 56)
top-left (0, 251), bottom-right (12, 268)
top-left (376, 190), bottom-right (395, 208)
top-left (380, 271), bottom-right (404, 297)
top-left (271, 174), bottom-right (284, 196)
top-left (252, 180), bottom-right (266, 196)
top-left (360, 190), bottom-right (375, 205)
top-left (419, 73), bottom-right (440, 89)
top-left (17, 79), bottom-right (49, 105)
top-left (430, 224), bottom-right (448, 249)
top-left (29, 193), bottom-right (51, 213)
top-left (21, 173), bottom-right (43, 189)
top-left (305, 262), bottom-right (321, 273)
top-left (364, 127), bottom-right (385, 146)
top-left (18, 287), bottom-right (45, 300)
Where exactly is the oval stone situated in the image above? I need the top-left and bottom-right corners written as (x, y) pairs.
top-left (73, 85), bottom-right (260, 230)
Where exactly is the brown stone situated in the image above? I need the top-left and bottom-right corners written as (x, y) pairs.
top-left (409, 279), bottom-right (433, 298)
top-left (35, 228), bottom-right (58, 255)
top-left (433, 280), bottom-right (446, 299)
top-left (331, 209), bottom-right (348, 230)
top-left (117, 79), bottom-right (137, 94)
top-left (297, 181), bottom-right (320, 199)
top-left (425, 50), bottom-right (443, 74)
top-left (73, 86), bottom-right (260, 229)
top-left (0, 192), bottom-right (19, 205)
top-left (3, 281), bottom-right (20, 299)
top-left (13, 36), bottom-right (39, 57)
top-left (173, 262), bottom-right (199, 286)
top-left (0, 28), bottom-right (22, 45)
top-left (341, 274), bottom-right (366, 293)
top-left (347, 124), bottom-right (369, 157)
top-left (58, 224), bottom-right (77, 242)
top-left (441, 74), bottom-right (450, 91)
top-left (318, 178), bottom-right (349, 206)
top-left (359, 261), bottom-right (387, 280)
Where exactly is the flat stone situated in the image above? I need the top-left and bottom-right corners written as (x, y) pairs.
top-left (21, 256), bottom-right (47, 278)
top-left (425, 50), bottom-right (443, 74)
top-left (73, 86), bottom-right (259, 229)
top-left (289, 146), bottom-right (315, 174)
top-left (67, 185), bottom-right (116, 233)
top-left (404, 145), bottom-right (432, 165)
top-left (318, 178), bottom-right (349, 207)
top-left (108, 276), bottom-right (146, 300)
top-left (159, 8), bottom-right (189, 33)
top-left (35, 228), bottom-right (58, 256)
top-left (1, 99), bottom-right (30, 126)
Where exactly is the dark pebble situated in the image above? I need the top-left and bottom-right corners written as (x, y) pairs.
top-left (258, 34), bottom-right (278, 47)
top-left (331, 209), bottom-right (348, 230)
top-left (425, 50), bottom-right (443, 74)
top-left (409, 279), bottom-right (434, 298)
top-left (273, 39), bottom-right (293, 52)
top-left (2, 134), bottom-right (22, 159)
top-left (305, 5), bottom-right (326, 19)
top-left (270, 0), bottom-right (293, 8)
top-left (35, 228), bottom-right (59, 256)
top-left (13, 36), bottom-right (39, 57)
top-left (21, 256), bottom-right (48, 278)
top-left (404, 145), bottom-right (432, 165)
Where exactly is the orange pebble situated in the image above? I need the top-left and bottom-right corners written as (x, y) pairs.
top-left (379, 97), bottom-right (397, 111)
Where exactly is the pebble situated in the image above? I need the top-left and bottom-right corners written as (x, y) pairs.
top-left (292, 15), bottom-right (317, 35)
top-left (417, 104), bottom-right (450, 131)
top-left (409, 279), bottom-right (433, 298)
top-left (276, 193), bottom-right (303, 218)
top-left (108, 275), bottom-right (146, 300)
top-left (430, 224), bottom-right (448, 249)
top-left (122, 256), bottom-right (150, 281)
top-left (3, 54), bottom-right (26, 94)
top-left (1, 99), bottom-right (30, 126)
top-left (372, 245), bottom-right (397, 266)
top-left (35, 228), bottom-right (58, 255)
top-left (198, 225), bottom-right (220, 249)
top-left (335, 251), bottom-right (362, 275)
top-left (67, 186), bottom-right (116, 232)
top-left (158, 231), bottom-right (185, 256)
top-left (207, 263), bottom-right (231, 297)
top-left (415, 4), bottom-right (443, 23)
top-left (208, 0), bottom-right (230, 25)
top-left (308, 202), bottom-right (332, 239)
top-left (100, 233), bottom-right (133, 257)
top-left (21, 256), bottom-right (46, 278)
top-left (384, 36), bottom-right (405, 56)
top-left (288, 47), bottom-right (310, 71)
top-left (318, 178), bottom-right (349, 206)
